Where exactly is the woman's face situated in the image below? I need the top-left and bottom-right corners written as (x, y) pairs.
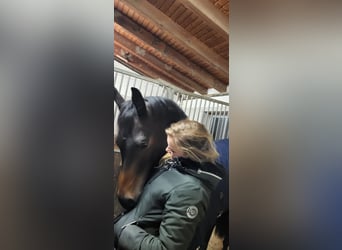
top-left (166, 136), bottom-right (185, 158)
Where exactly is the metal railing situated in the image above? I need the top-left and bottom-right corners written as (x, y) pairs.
top-left (114, 67), bottom-right (229, 140)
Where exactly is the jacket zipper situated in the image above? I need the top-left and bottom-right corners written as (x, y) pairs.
top-left (197, 169), bottom-right (222, 180)
top-left (121, 220), bottom-right (137, 229)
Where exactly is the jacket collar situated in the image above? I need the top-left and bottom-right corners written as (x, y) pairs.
top-left (170, 157), bottom-right (224, 191)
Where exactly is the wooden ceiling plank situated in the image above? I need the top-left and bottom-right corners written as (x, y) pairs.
top-left (164, 0), bottom-right (179, 16)
top-left (115, 35), bottom-right (207, 94)
top-left (114, 47), bottom-right (159, 79)
top-left (114, 33), bottom-right (208, 94)
top-left (147, 0), bottom-right (157, 5)
top-left (114, 44), bottom-right (194, 92)
top-left (177, 9), bottom-right (192, 25)
top-left (215, 44), bottom-right (229, 55)
top-left (115, 10), bottom-right (227, 92)
top-left (182, 13), bottom-right (197, 28)
top-left (206, 35), bottom-right (222, 48)
top-left (185, 18), bottom-right (202, 33)
top-left (197, 27), bottom-right (213, 40)
top-left (187, 21), bottom-right (205, 36)
top-left (171, 4), bottom-right (186, 20)
top-left (191, 21), bottom-right (207, 36)
top-left (201, 29), bottom-right (217, 41)
top-left (116, 0), bottom-right (228, 77)
top-left (153, 0), bottom-right (164, 9)
top-left (177, 0), bottom-right (229, 36)
top-left (160, 0), bottom-right (175, 13)
top-left (222, 2), bottom-right (229, 9)
top-left (214, 0), bottom-right (226, 8)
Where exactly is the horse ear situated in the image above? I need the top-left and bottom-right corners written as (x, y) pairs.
top-left (114, 87), bottom-right (125, 109)
top-left (131, 87), bottom-right (147, 118)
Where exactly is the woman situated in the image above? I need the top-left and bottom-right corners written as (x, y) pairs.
top-left (114, 119), bottom-right (224, 250)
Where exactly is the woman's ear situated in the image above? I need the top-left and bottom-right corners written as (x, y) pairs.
top-left (181, 151), bottom-right (188, 158)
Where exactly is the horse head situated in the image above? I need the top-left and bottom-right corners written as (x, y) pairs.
top-left (114, 87), bottom-right (186, 209)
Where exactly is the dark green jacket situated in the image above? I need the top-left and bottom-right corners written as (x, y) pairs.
top-left (114, 158), bottom-right (222, 250)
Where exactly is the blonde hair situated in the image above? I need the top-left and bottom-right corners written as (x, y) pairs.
top-left (159, 152), bottom-right (172, 165)
top-left (165, 119), bottom-right (219, 164)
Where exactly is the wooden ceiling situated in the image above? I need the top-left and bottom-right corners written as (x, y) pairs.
top-left (114, 0), bottom-right (229, 94)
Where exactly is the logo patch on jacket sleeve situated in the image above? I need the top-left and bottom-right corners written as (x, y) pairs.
top-left (186, 206), bottom-right (198, 219)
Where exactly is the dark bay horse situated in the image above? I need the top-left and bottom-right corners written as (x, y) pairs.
top-left (114, 87), bottom-right (228, 249)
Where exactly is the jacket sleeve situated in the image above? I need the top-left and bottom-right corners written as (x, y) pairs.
top-left (118, 184), bottom-right (209, 250)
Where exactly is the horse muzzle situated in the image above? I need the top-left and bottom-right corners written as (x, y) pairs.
top-left (118, 196), bottom-right (137, 210)
top-left (117, 169), bottom-right (143, 209)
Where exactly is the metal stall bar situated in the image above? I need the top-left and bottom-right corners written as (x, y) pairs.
top-left (188, 96), bottom-right (196, 120)
top-left (183, 94), bottom-right (190, 118)
top-left (114, 67), bottom-right (229, 139)
top-left (114, 71), bottom-right (120, 118)
top-left (217, 103), bottom-right (225, 140)
top-left (196, 97), bottom-right (204, 122)
top-left (132, 75), bottom-right (137, 88)
top-left (203, 99), bottom-right (212, 133)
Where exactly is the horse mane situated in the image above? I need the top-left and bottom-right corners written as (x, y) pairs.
top-left (118, 96), bottom-right (187, 125)
top-left (145, 96), bottom-right (187, 123)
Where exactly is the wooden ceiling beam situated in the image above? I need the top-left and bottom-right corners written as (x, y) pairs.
top-left (114, 10), bottom-right (227, 92)
top-left (114, 48), bottom-right (159, 80)
top-left (114, 33), bottom-right (207, 94)
top-left (114, 44), bottom-right (193, 93)
top-left (178, 0), bottom-right (229, 37)
top-left (115, 0), bottom-right (229, 78)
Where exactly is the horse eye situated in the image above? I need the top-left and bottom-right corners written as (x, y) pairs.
top-left (119, 137), bottom-right (127, 143)
top-left (138, 140), bottom-right (148, 148)
top-left (116, 136), bottom-right (127, 148)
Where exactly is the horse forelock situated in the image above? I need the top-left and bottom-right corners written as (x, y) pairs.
top-left (118, 101), bottom-right (134, 118)
top-left (117, 101), bottom-right (135, 128)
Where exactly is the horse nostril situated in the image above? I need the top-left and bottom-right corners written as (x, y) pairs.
top-left (118, 196), bottom-right (137, 210)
